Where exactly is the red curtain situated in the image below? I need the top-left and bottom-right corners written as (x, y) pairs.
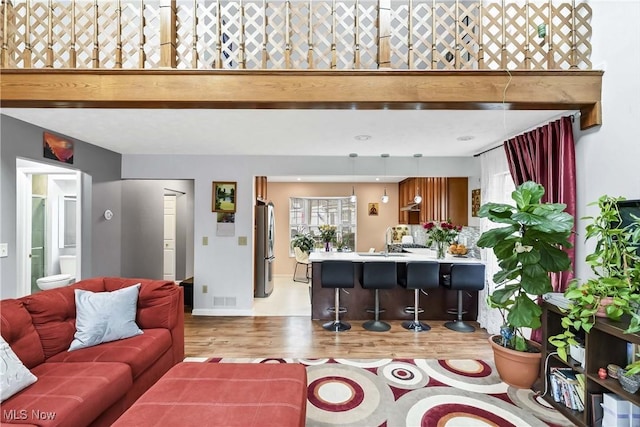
top-left (504, 116), bottom-right (576, 342)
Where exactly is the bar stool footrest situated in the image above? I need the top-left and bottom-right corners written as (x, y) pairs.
top-left (327, 306), bottom-right (347, 315)
top-left (404, 306), bottom-right (425, 315)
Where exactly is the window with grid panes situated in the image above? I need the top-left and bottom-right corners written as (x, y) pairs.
top-left (289, 197), bottom-right (356, 255)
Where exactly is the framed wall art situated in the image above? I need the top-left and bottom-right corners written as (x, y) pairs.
top-left (471, 189), bottom-right (481, 217)
top-left (43, 131), bottom-right (74, 164)
top-left (212, 181), bottom-right (236, 213)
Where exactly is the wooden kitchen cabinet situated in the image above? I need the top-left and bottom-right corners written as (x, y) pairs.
top-left (398, 177), bottom-right (468, 225)
top-left (447, 177), bottom-right (468, 226)
top-left (255, 176), bottom-right (268, 202)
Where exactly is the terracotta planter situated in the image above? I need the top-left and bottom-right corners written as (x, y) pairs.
top-left (489, 335), bottom-right (542, 389)
top-left (595, 296), bottom-right (614, 318)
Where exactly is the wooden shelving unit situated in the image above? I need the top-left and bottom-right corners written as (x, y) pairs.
top-left (540, 302), bottom-right (640, 426)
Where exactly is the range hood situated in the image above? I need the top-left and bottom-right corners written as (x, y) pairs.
top-left (400, 202), bottom-right (421, 211)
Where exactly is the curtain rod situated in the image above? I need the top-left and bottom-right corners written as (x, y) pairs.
top-left (473, 143), bottom-right (503, 158)
top-left (472, 113), bottom-right (576, 158)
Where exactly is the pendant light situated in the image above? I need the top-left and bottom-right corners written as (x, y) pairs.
top-left (413, 153), bottom-right (422, 204)
top-left (349, 153), bottom-right (357, 203)
top-left (381, 154), bottom-right (390, 203)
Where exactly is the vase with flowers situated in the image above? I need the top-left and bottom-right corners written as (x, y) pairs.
top-left (319, 224), bottom-right (337, 252)
top-left (423, 220), bottom-right (462, 259)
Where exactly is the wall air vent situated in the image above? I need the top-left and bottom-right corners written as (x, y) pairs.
top-left (213, 297), bottom-right (237, 307)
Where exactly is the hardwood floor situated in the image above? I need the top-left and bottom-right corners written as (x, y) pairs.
top-left (184, 314), bottom-right (494, 360)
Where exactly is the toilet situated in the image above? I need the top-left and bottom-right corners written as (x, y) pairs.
top-left (36, 255), bottom-right (76, 291)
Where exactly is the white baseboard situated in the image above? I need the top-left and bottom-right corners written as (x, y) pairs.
top-left (191, 308), bottom-right (254, 316)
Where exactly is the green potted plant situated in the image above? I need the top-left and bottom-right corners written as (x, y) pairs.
top-left (477, 181), bottom-right (574, 388)
top-left (291, 232), bottom-right (315, 254)
top-left (548, 196), bottom-right (640, 361)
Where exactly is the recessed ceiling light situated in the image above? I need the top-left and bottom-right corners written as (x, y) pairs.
top-left (354, 135), bottom-right (372, 141)
top-left (457, 135), bottom-right (475, 141)
top-left (297, 177), bottom-right (302, 181)
top-left (375, 177), bottom-right (380, 181)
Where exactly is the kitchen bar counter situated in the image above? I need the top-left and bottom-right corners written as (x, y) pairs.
top-left (309, 249), bottom-right (482, 263)
top-left (309, 250), bottom-right (484, 322)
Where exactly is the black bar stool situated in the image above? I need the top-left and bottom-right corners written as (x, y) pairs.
top-left (398, 261), bottom-right (440, 332)
top-left (320, 261), bottom-right (355, 332)
top-left (442, 263), bottom-right (486, 333)
top-left (361, 262), bottom-right (397, 332)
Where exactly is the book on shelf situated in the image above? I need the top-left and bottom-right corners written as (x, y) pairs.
top-left (629, 342), bottom-right (639, 365)
top-left (549, 367), bottom-right (584, 412)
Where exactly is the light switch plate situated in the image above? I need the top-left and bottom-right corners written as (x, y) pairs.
top-left (238, 236), bottom-right (247, 246)
top-left (202, 236), bottom-right (208, 246)
top-left (0, 243), bottom-right (7, 258)
top-left (202, 285), bottom-right (208, 293)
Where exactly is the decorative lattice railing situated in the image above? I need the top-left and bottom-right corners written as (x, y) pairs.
top-left (0, 0), bottom-right (592, 70)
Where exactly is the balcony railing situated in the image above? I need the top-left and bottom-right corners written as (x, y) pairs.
top-left (1, 0), bottom-right (592, 70)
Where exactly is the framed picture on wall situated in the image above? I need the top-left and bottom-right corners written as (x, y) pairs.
top-left (368, 203), bottom-right (379, 216)
top-left (212, 182), bottom-right (236, 213)
top-left (43, 131), bottom-right (74, 164)
top-left (472, 189), bottom-right (481, 217)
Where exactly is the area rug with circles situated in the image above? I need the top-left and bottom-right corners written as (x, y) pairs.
top-left (200, 357), bottom-right (574, 427)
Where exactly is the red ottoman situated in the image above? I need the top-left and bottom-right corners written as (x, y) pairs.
top-left (112, 362), bottom-right (307, 427)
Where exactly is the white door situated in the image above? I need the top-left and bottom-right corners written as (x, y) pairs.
top-left (163, 194), bottom-right (177, 281)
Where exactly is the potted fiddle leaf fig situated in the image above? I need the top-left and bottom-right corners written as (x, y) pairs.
top-left (477, 181), bottom-right (574, 388)
top-left (548, 196), bottom-right (640, 361)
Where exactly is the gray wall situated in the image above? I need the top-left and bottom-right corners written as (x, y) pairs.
top-left (0, 115), bottom-right (122, 298)
top-left (121, 180), bottom-right (194, 280)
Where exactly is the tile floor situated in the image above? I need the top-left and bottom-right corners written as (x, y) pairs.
top-left (252, 275), bottom-right (311, 317)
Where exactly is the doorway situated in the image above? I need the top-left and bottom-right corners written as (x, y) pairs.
top-left (163, 193), bottom-right (177, 281)
top-left (16, 159), bottom-right (83, 297)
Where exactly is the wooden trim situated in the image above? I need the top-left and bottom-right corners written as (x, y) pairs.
top-left (160, 0), bottom-right (176, 69)
top-left (377, 0), bottom-right (391, 69)
top-left (0, 69), bottom-right (603, 129)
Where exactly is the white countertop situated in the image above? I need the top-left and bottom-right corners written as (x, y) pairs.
top-left (309, 248), bottom-right (483, 264)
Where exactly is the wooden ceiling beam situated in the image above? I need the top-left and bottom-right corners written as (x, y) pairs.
top-left (0, 69), bottom-right (603, 129)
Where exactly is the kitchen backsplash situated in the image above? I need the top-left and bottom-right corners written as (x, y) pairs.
top-left (410, 224), bottom-right (481, 258)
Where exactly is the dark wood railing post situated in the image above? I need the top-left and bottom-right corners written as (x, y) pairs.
top-left (160, 0), bottom-right (176, 68)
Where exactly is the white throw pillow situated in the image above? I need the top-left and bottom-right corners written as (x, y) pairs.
top-left (69, 283), bottom-right (143, 351)
top-left (0, 335), bottom-right (38, 402)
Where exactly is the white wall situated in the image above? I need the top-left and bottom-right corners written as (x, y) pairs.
top-left (573, 1), bottom-right (640, 280)
top-left (122, 155), bottom-right (479, 314)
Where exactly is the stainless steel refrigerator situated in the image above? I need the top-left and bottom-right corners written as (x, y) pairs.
top-left (254, 202), bottom-right (275, 297)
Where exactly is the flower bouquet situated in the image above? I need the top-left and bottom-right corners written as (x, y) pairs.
top-left (318, 224), bottom-right (337, 251)
top-left (423, 220), bottom-right (462, 258)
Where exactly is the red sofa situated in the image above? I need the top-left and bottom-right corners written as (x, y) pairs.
top-left (0, 277), bottom-right (184, 427)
